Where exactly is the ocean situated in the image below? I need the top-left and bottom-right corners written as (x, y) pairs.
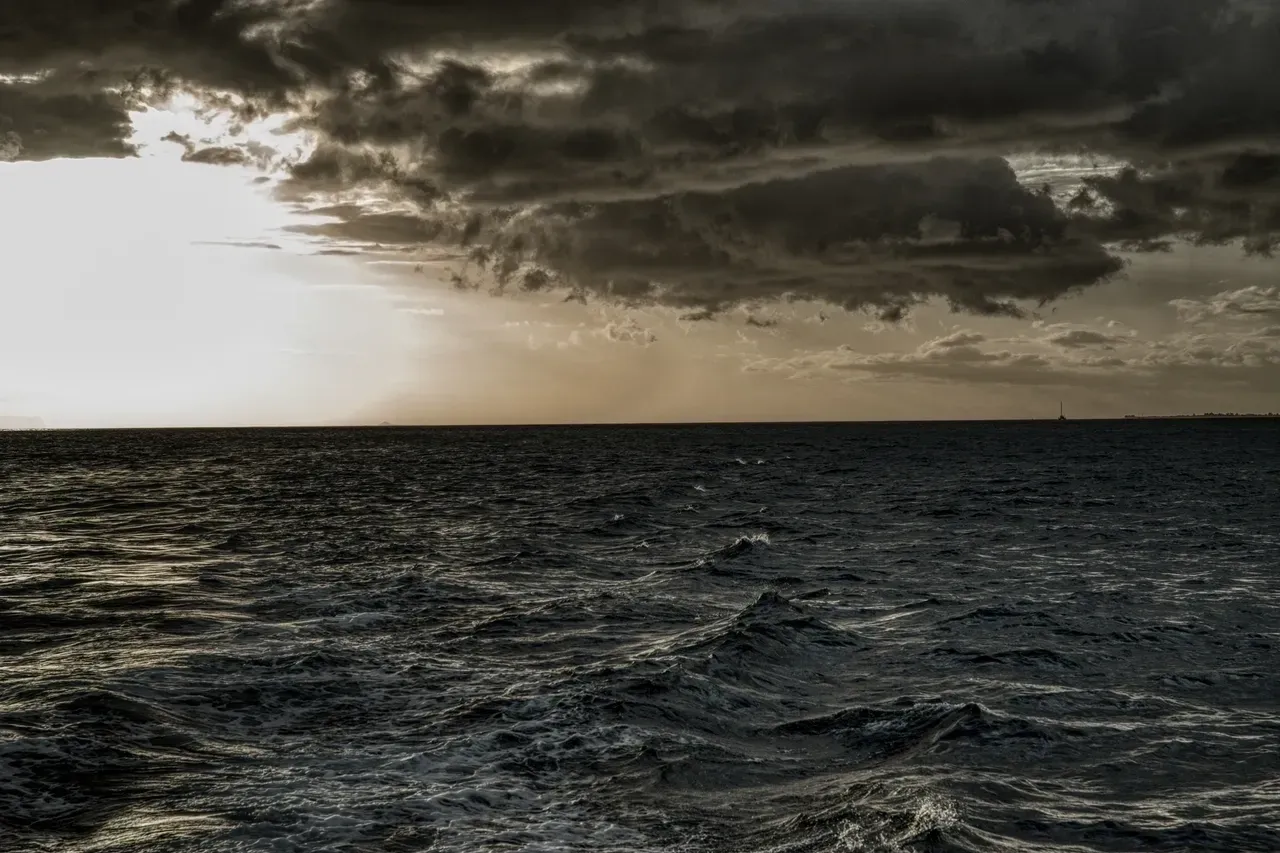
top-left (2, 422), bottom-right (1278, 852)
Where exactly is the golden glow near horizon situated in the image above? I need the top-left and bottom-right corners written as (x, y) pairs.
top-left (0, 100), bottom-right (418, 428)
top-left (2, 97), bottom-right (1272, 429)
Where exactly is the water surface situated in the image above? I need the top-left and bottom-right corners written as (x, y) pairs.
top-left (2, 422), bottom-right (1278, 852)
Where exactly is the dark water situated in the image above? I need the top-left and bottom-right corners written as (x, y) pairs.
top-left (2, 422), bottom-right (1278, 853)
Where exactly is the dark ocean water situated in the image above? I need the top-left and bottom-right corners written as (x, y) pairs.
top-left (2, 422), bottom-right (1278, 853)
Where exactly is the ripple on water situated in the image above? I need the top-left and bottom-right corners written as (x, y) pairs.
top-left (0, 422), bottom-right (1277, 851)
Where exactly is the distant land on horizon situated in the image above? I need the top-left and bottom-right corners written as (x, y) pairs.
top-left (1122, 413), bottom-right (1280, 420)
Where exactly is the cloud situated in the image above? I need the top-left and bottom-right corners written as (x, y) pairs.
top-left (599, 318), bottom-right (657, 346)
top-left (928, 330), bottom-right (986, 349)
top-left (182, 145), bottom-right (250, 165)
top-left (3, 2), bottom-right (1275, 172)
top-left (5, 0), bottom-right (1280, 317)
top-left (748, 335), bottom-right (1058, 386)
top-left (269, 1), bottom-right (1280, 208)
top-left (1072, 157), bottom-right (1280, 255)
top-left (280, 1), bottom-right (1247, 200)
top-left (0, 1), bottom-right (301, 158)
top-left (0, 1), bottom-right (297, 94)
top-left (747, 324), bottom-right (1280, 393)
top-left (1143, 330), bottom-right (1280, 369)
top-left (0, 84), bottom-right (134, 159)
top-left (391, 157), bottom-right (1123, 317)
top-left (160, 130), bottom-right (266, 166)
top-left (0, 130), bottom-right (19, 161)
top-left (1044, 329), bottom-right (1127, 349)
top-left (287, 211), bottom-right (451, 245)
top-left (1171, 286), bottom-right (1280, 323)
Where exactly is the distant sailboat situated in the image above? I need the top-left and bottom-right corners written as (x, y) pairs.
top-left (1058, 402), bottom-right (1067, 421)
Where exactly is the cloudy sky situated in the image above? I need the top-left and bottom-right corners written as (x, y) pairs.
top-left (2, 0), bottom-right (1279, 427)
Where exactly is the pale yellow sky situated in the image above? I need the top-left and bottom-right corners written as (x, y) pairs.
top-left (2, 104), bottom-right (1278, 428)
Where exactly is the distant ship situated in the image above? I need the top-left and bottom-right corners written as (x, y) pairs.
top-left (1058, 402), bottom-right (1066, 421)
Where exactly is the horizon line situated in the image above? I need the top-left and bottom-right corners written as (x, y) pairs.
top-left (5, 415), bottom-right (1280, 432)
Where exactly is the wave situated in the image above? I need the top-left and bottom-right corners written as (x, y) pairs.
top-left (929, 645), bottom-right (1081, 670)
top-left (5, 423), bottom-right (1280, 851)
top-left (0, 685), bottom-right (229, 838)
top-left (710, 533), bottom-right (771, 560)
top-left (641, 590), bottom-right (866, 665)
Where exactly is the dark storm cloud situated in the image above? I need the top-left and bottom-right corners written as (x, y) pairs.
top-left (1072, 154), bottom-right (1280, 256)
top-left (0, 0), bottom-right (302, 160)
top-left (5, 0), bottom-right (1280, 317)
top-left (439, 157), bottom-right (1123, 317)
top-left (282, 0), bottom-right (1262, 201)
top-left (0, 84), bottom-right (134, 159)
top-left (275, 0), bottom-right (1280, 316)
top-left (184, 145), bottom-right (248, 165)
top-left (160, 130), bottom-right (274, 166)
top-left (285, 146), bottom-right (404, 189)
top-left (0, 0), bottom-right (297, 92)
top-left (2, 1), bottom-right (1274, 172)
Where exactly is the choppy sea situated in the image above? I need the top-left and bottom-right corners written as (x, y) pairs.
top-left (2, 422), bottom-right (1278, 852)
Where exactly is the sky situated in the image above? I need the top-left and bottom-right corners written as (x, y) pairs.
top-left (2, 1), bottom-right (1280, 427)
